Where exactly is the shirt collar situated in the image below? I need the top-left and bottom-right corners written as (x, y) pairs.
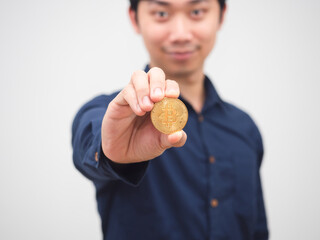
top-left (144, 65), bottom-right (221, 113)
top-left (202, 75), bottom-right (221, 112)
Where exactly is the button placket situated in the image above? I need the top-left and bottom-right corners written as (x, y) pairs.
top-left (210, 198), bottom-right (219, 208)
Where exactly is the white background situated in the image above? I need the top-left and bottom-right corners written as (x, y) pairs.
top-left (1, 0), bottom-right (320, 239)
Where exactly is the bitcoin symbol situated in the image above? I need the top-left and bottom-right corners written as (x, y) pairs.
top-left (159, 103), bottom-right (178, 127)
top-left (151, 97), bottom-right (188, 134)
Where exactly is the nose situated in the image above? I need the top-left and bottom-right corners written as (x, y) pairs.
top-left (168, 16), bottom-right (192, 44)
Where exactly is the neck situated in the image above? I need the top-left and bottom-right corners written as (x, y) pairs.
top-left (166, 69), bottom-right (206, 114)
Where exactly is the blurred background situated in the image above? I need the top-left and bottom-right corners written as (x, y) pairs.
top-left (1, 0), bottom-right (319, 239)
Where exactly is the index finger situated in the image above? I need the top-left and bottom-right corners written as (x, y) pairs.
top-left (148, 67), bottom-right (165, 102)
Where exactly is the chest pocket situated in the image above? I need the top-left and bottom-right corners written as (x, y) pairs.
top-left (232, 150), bottom-right (258, 217)
top-left (212, 150), bottom-right (258, 239)
top-left (211, 150), bottom-right (258, 210)
top-left (211, 152), bottom-right (235, 200)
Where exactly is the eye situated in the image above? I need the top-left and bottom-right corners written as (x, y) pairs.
top-left (190, 9), bottom-right (205, 19)
top-left (155, 11), bottom-right (169, 20)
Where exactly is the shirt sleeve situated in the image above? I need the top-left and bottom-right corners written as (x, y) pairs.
top-left (71, 94), bottom-right (149, 187)
top-left (253, 129), bottom-right (269, 240)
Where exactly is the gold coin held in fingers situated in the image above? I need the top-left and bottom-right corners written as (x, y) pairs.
top-left (151, 97), bottom-right (188, 134)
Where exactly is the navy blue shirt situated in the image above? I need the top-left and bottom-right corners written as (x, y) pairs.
top-left (72, 70), bottom-right (268, 240)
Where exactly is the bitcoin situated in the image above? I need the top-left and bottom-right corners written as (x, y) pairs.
top-left (151, 97), bottom-right (188, 134)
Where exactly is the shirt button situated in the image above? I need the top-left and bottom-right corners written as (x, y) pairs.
top-left (209, 156), bottom-right (215, 164)
top-left (211, 198), bottom-right (219, 208)
top-left (94, 152), bottom-right (99, 162)
top-left (198, 114), bottom-right (204, 122)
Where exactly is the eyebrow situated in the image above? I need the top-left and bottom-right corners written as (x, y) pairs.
top-left (141, 0), bottom-right (169, 6)
top-left (142, 0), bottom-right (209, 6)
top-left (188, 0), bottom-right (209, 4)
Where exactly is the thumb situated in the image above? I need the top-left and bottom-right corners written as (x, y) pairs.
top-left (160, 130), bottom-right (187, 150)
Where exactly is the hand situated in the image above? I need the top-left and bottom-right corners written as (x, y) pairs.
top-left (101, 67), bottom-right (187, 163)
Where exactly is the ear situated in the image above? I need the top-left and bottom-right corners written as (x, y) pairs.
top-left (128, 7), bottom-right (141, 34)
top-left (218, 4), bottom-right (227, 30)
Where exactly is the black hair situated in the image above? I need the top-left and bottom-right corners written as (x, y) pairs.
top-left (129, 0), bottom-right (226, 12)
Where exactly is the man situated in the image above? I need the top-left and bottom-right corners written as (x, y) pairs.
top-left (72, 0), bottom-right (269, 239)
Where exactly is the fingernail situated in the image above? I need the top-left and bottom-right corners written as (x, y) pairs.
top-left (154, 88), bottom-right (163, 98)
top-left (142, 96), bottom-right (151, 106)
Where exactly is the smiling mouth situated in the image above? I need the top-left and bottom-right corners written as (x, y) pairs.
top-left (162, 45), bottom-right (200, 61)
top-left (169, 51), bottom-right (194, 61)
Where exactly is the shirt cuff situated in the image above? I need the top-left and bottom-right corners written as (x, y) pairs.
top-left (99, 145), bottom-right (149, 186)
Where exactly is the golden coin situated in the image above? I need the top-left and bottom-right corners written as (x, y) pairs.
top-left (151, 97), bottom-right (188, 134)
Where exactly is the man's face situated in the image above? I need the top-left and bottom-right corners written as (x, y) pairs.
top-left (130, 0), bottom-right (226, 78)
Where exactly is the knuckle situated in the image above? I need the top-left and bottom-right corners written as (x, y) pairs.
top-left (131, 70), bottom-right (147, 83)
top-left (159, 138), bottom-right (169, 150)
top-left (135, 82), bottom-right (149, 94)
top-left (122, 85), bottom-right (132, 98)
top-left (136, 87), bottom-right (148, 96)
